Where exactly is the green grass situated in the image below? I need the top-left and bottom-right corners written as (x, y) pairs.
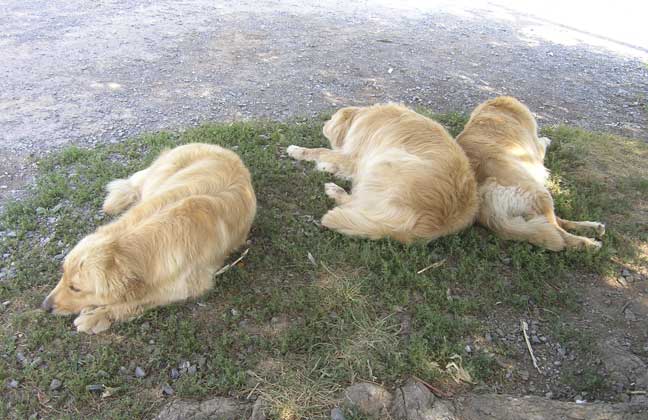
top-left (1, 114), bottom-right (646, 419)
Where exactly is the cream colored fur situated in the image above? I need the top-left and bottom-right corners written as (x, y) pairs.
top-left (456, 96), bottom-right (605, 251)
top-left (42, 143), bottom-right (256, 333)
top-left (287, 103), bottom-right (479, 243)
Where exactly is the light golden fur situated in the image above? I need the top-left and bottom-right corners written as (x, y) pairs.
top-left (287, 103), bottom-right (479, 243)
top-left (42, 143), bottom-right (256, 333)
top-left (456, 96), bottom-right (605, 251)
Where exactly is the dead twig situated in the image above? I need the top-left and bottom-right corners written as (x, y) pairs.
top-left (521, 320), bottom-right (542, 373)
top-left (412, 375), bottom-right (452, 399)
top-left (215, 248), bottom-right (250, 276)
top-left (417, 258), bottom-right (446, 274)
top-left (620, 300), bottom-right (632, 314)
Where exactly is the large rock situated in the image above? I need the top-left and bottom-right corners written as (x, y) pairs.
top-left (342, 383), bottom-right (393, 418)
top-left (600, 338), bottom-right (648, 388)
top-left (390, 380), bottom-right (456, 420)
top-left (456, 394), bottom-right (648, 420)
top-left (155, 397), bottom-right (251, 420)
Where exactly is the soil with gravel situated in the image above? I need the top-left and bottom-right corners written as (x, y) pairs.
top-left (1, 0), bottom-right (647, 208)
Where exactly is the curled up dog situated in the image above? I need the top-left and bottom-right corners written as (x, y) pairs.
top-left (287, 103), bottom-right (479, 243)
top-left (41, 143), bottom-right (256, 333)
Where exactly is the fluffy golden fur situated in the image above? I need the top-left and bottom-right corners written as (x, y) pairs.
top-left (456, 96), bottom-right (605, 251)
top-left (42, 143), bottom-right (256, 333)
top-left (287, 103), bottom-right (479, 243)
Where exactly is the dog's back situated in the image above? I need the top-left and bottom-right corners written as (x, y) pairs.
top-left (326, 104), bottom-right (479, 243)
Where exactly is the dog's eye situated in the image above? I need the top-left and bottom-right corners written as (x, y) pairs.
top-left (69, 285), bottom-right (81, 292)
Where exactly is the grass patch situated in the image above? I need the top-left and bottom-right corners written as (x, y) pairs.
top-left (1, 115), bottom-right (646, 418)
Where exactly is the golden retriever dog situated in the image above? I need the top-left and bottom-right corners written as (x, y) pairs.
top-left (287, 103), bottom-right (479, 243)
top-left (41, 143), bottom-right (256, 333)
top-left (456, 96), bottom-right (605, 251)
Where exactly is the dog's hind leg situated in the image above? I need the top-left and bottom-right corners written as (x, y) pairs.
top-left (557, 217), bottom-right (606, 238)
top-left (286, 146), bottom-right (354, 178)
top-left (103, 168), bottom-right (150, 215)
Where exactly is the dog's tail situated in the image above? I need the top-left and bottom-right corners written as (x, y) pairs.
top-left (103, 179), bottom-right (140, 215)
top-left (321, 206), bottom-right (418, 243)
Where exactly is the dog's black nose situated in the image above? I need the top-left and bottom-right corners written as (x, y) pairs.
top-left (41, 297), bottom-right (54, 313)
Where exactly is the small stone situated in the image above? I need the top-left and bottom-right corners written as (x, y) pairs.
top-left (97, 370), bottom-right (109, 378)
top-left (6, 231), bottom-right (17, 238)
top-left (16, 352), bottom-right (28, 367)
top-left (135, 367), bottom-right (146, 378)
top-left (140, 322), bottom-right (150, 331)
top-left (621, 268), bottom-right (631, 277)
top-left (331, 406), bottom-right (345, 420)
top-left (230, 308), bottom-right (240, 317)
top-left (554, 360), bottom-right (562, 366)
top-left (7, 379), bottom-right (19, 388)
top-left (624, 309), bottom-right (637, 322)
top-left (50, 379), bottom-right (62, 391)
top-left (485, 333), bottom-right (493, 342)
top-left (170, 368), bottom-right (180, 380)
top-left (519, 369), bottom-right (530, 381)
top-left (162, 383), bottom-right (174, 396)
top-left (531, 335), bottom-right (541, 345)
top-left (30, 357), bottom-right (42, 368)
top-left (545, 391), bottom-right (553, 399)
top-left (465, 345), bottom-right (472, 353)
top-left (86, 384), bottom-right (104, 393)
top-left (187, 365), bottom-right (197, 375)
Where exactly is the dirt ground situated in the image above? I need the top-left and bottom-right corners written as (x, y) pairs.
top-left (1, 0), bottom-right (647, 208)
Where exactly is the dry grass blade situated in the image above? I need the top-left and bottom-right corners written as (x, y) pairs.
top-left (445, 354), bottom-right (474, 384)
top-left (521, 320), bottom-right (542, 373)
top-left (214, 248), bottom-right (250, 276)
top-left (417, 258), bottom-right (446, 274)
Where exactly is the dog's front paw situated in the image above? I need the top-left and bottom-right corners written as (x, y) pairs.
top-left (287, 145), bottom-right (305, 160)
top-left (74, 308), bottom-right (112, 334)
top-left (594, 223), bottom-right (606, 238)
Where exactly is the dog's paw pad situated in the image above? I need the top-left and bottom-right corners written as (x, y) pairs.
top-left (286, 145), bottom-right (304, 159)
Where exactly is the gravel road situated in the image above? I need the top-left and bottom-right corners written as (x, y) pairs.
top-left (1, 0), bottom-right (647, 206)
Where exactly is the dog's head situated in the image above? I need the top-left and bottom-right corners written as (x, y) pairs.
top-left (323, 106), bottom-right (361, 149)
top-left (42, 233), bottom-right (135, 315)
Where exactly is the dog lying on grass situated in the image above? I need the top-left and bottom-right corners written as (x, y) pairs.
top-left (456, 96), bottom-right (605, 251)
top-left (42, 143), bottom-right (256, 333)
top-left (287, 103), bottom-right (479, 243)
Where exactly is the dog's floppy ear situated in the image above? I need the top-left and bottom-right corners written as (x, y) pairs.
top-left (91, 248), bottom-right (142, 298)
top-left (324, 107), bottom-right (360, 149)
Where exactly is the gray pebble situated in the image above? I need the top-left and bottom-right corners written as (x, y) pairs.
top-left (7, 379), bottom-right (19, 388)
top-left (331, 406), bottom-right (345, 420)
top-left (170, 368), bottom-right (180, 380)
top-left (49, 379), bottom-right (62, 391)
top-left (188, 365), bottom-right (197, 375)
top-left (162, 383), bottom-right (174, 396)
top-left (135, 367), bottom-right (146, 378)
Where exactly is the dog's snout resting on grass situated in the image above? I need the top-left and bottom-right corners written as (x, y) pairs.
top-left (456, 96), bottom-right (605, 251)
top-left (42, 143), bottom-right (256, 333)
top-left (288, 103), bottom-right (479, 243)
